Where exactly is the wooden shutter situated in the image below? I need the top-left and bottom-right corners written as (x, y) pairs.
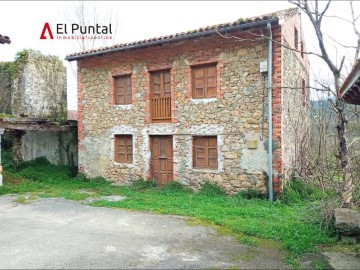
top-left (206, 66), bottom-right (216, 97)
top-left (115, 135), bottom-right (133, 163)
top-left (192, 64), bottom-right (217, 98)
top-left (115, 76), bottom-right (132, 104)
top-left (193, 136), bottom-right (218, 169)
top-left (193, 68), bottom-right (205, 98)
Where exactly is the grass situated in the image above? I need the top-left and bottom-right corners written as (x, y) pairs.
top-left (0, 155), bottom-right (338, 260)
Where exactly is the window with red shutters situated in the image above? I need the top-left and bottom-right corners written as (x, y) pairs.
top-left (193, 136), bottom-right (218, 169)
top-left (114, 135), bottom-right (133, 163)
top-left (115, 75), bottom-right (132, 105)
top-left (192, 64), bottom-right (217, 98)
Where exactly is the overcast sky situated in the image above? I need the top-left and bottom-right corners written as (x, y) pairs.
top-left (1, 1), bottom-right (359, 109)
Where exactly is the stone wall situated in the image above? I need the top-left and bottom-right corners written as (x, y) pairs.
top-left (77, 28), bottom-right (275, 194)
top-left (0, 63), bottom-right (12, 114)
top-left (21, 130), bottom-right (78, 166)
top-left (0, 50), bottom-right (67, 119)
top-left (281, 14), bottom-right (310, 180)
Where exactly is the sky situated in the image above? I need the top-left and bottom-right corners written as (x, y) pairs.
top-left (1, 1), bottom-right (359, 109)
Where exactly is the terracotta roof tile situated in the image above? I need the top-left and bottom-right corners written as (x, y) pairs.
top-left (66, 7), bottom-right (298, 61)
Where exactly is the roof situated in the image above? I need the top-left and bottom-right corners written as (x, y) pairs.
top-left (339, 59), bottom-right (360, 105)
top-left (0, 34), bottom-right (11, 44)
top-left (65, 8), bottom-right (298, 61)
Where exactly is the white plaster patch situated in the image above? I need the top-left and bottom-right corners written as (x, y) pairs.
top-left (190, 98), bottom-right (217, 104)
top-left (81, 137), bottom-right (111, 178)
top-left (240, 133), bottom-right (268, 174)
top-left (113, 104), bottom-right (133, 110)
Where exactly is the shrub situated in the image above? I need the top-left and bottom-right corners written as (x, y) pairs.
top-left (198, 181), bottom-right (226, 197)
top-left (236, 189), bottom-right (267, 200)
top-left (281, 177), bottom-right (325, 204)
top-left (304, 198), bottom-right (340, 233)
top-left (131, 179), bottom-right (156, 190)
top-left (161, 181), bottom-right (192, 193)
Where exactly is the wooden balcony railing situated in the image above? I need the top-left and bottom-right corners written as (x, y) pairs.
top-left (151, 97), bottom-right (171, 121)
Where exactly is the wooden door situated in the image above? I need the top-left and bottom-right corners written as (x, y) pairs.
top-left (150, 136), bottom-right (173, 186)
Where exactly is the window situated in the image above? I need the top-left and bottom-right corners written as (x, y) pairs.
top-left (300, 41), bottom-right (304, 58)
top-left (294, 27), bottom-right (298, 50)
top-left (114, 135), bottom-right (133, 163)
top-left (193, 136), bottom-right (218, 169)
top-left (151, 70), bottom-right (171, 121)
top-left (115, 75), bottom-right (132, 105)
top-left (302, 79), bottom-right (306, 107)
top-left (192, 64), bottom-right (217, 98)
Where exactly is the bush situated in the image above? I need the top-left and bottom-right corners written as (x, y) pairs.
top-left (281, 177), bottom-right (325, 204)
top-left (161, 181), bottom-right (192, 193)
top-left (14, 156), bottom-right (51, 172)
top-left (131, 179), bottom-right (156, 190)
top-left (304, 198), bottom-right (340, 233)
top-left (236, 189), bottom-right (267, 200)
top-left (198, 181), bottom-right (226, 197)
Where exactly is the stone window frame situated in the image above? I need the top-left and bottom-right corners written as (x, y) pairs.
top-left (185, 125), bottom-right (224, 173)
top-left (111, 126), bottom-right (137, 168)
top-left (193, 136), bottom-right (218, 170)
top-left (114, 135), bottom-right (133, 164)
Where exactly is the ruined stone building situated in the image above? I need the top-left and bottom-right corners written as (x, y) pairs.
top-left (66, 8), bottom-right (309, 194)
top-left (0, 50), bottom-right (77, 166)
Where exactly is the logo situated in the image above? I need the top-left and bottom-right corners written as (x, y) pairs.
top-left (40, 22), bottom-right (113, 41)
top-left (40, 22), bottom-right (54, 39)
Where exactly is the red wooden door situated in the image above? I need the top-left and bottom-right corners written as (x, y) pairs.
top-left (150, 136), bottom-right (173, 186)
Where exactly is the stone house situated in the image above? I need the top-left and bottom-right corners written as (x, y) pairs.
top-left (66, 8), bottom-right (309, 195)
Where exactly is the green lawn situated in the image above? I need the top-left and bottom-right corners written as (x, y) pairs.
top-left (0, 156), bottom-right (337, 262)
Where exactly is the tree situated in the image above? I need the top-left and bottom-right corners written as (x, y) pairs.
top-left (62, 1), bottom-right (119, 51)
top-left (289, 0), bottom-right (359, 207)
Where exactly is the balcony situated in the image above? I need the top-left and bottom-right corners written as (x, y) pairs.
top-left (151, 97), bottom-right (171, 121)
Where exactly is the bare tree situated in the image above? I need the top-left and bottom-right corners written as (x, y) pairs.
top-left (215, 0), bottom-right (359, 207)
top-left (289, 0), bottom-right (359, 207)
top-left (62, 1), bottom-right (119, 51)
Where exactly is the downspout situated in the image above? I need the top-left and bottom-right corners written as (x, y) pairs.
top-left (267, 22), bottom-right (273, 202)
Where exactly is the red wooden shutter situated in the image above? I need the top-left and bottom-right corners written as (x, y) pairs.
top-left (206, 66), bottom-right (216, 97)
top-left (192, 64), bottom-right (217, 98)
top-left (115, 135), bottom-right (133, 163)
top-left (115, 76), bottom-right (132, 105)
top-left (193, 68), bottom-right (205, 98)
top-left (193, 137), bottom-right (217, 169)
